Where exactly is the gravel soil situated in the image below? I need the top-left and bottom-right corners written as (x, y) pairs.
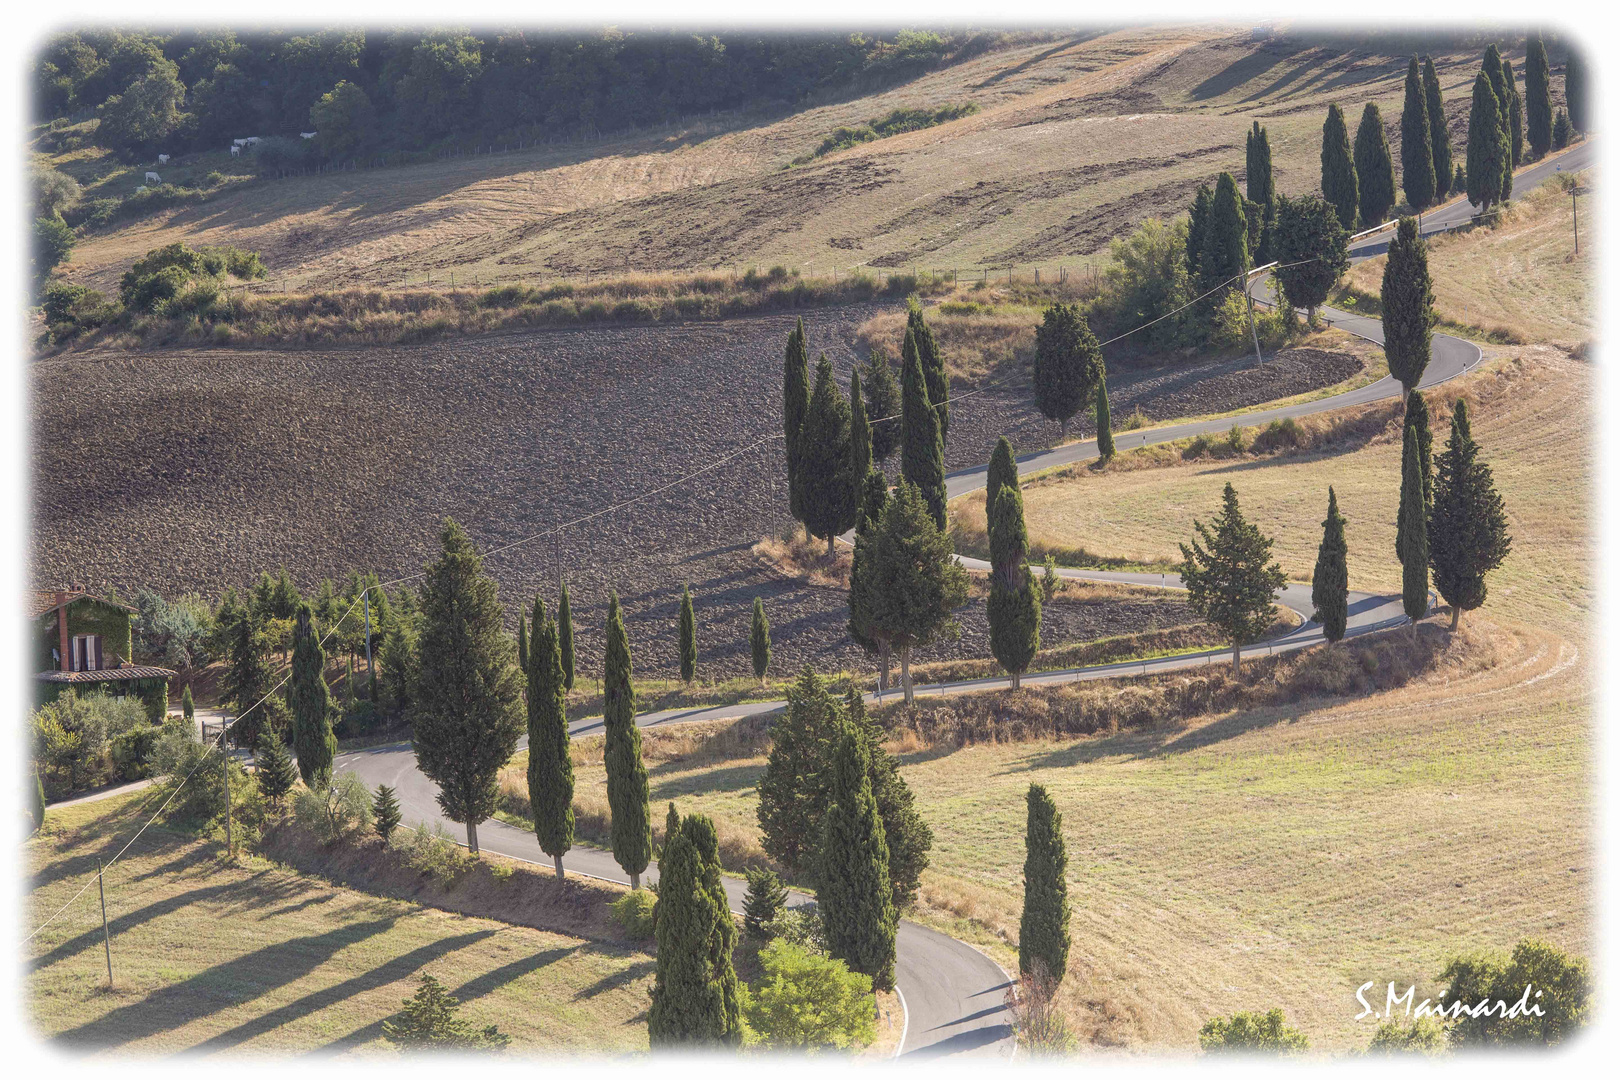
top-left (32, 304), bottom-right (1355, 678)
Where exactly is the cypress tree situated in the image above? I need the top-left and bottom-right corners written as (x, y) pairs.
top-left (516, 616), bottom-right (528, 676)
top-left (1186, 182), bottom-right (1213, 276)
top-left (986, 440), bottom-right (1040, 690)
top-left (1423, 57), bottom-right (1453, 197)
top-left (1405, 390), bottom-right (1434, 513)
top-left (603, 591), bottom-right (651, 888)
top-left (1382, 218), bottom-right (1437, 395)
top-left (1200, 172), bottom-right (1249, 308)
top-left (1321, 103), bottom-right (1360, 230)
top-left (683, 813), bottom-right (743, 1043)
top-left (819, 723), bottom-right (897, 991)
top-left (1245, 121), bottom-right (1274, 205)
top-left (862, 348), bottom-right (903, 463)
top-left (1565, 50), bottom-right (1588, 132)
top-left (372, 783), bottom-right (402, 841)
top-left (255, 726), bottom-right (299, 805)
top-left (1019, 783), bottom-right (1070, 984)
top-left (1430, 399), bottom-right (1512, 631)
top-left (30, 771), bottom-right (46, 833)
top-left (1502, 58), bottom-right (1523, 167)
top-left (1482, 47), bottom-right (1514, 203)
top-left (413, 519), bottom-right (525, 855)
top-left (845, 688), bottom-right (931, 907)
top-left (647, 816), bottom-right (730, 1046)
top-left (289, 603), bottom-right (336, 788)
top-left (908, 302), bottom-right (949, 442)
top-left (1553, 109), bottom-right (1572, 150)
top-left (900, 328), bottom-right (947, 530)
top-left (1401, 57), bottom-right (1437, 211)
top-left (1525, 34), bottom-right (1552, 159)
top-left (180, 683), bottom-right (194, 722)
top-left (1354, 103), bottom-right (1397, 226)
top-left (847, 471), bottom-right (894, 689)
top-left (1396, 423), bottom-right (1431, 633)
top-left (863, 480), bottom-right (971, 701)
top-left (527, 598), bottom-right (574, 878)
top-left (800, 354), bottom-right (858, 554)
top-left (750, 596), bottom-right (771, 686)
top-left (1095, 378), bottom-right (1114, 460)
top-left (1310, 488), bottom-right (1349, 644)
top-left (557, 580), bottom-right (575, 692)
top-left (783, 318), bottom-right (811, 522)
top-left (1179, 483), bottom-right (1288, 670)
top-left (1033, 303), bottom-right (1103, 440)
top-left (849, 366), bottom-right (872, 486)
top-left (677, 584), bottom-right (697, 685)
top-left (757, 667), bottom-right (845, 873)
top-left (743, 866), bottom-right (787, 940)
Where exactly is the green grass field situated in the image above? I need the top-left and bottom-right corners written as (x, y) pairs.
top-left (26, 796), bottom-right (653, 1056)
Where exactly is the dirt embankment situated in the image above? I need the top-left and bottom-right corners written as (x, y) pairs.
top-left (33, 302), bottom-right (1359, 679)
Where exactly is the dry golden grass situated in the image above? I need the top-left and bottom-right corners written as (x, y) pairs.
top-left (1344, 174), bottom-right (1596, 349)
top-left (752, 523), bottom-right (852, 588)
top-left (27, 795), bottom-right (653, 1055)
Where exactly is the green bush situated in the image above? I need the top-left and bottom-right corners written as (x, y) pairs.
top-left (1198, 1008), bottom-right (1309, 1055)
top-left (31, 691), bottom-right (150, 796)
top-left (33, 216), bottom-right (76, 282)
top-left (1251, 417), bottom-right (1304, 454)
top-left (610, 888), bottom-right (658, 940)
top-left (1439, 938), bottom-right (1589, 1047)
top-left (109, 725), bottom-right (159, 780)
top-left (761, 907), bottom-right (826, 953)
top-left (397, 820), bottom-right (475, 885)
top-left (1366, 1017), bottom-right (1446, 1055)
top-left (383, 974), bottom-right (510, 1050)
top-left (741, 939), bottom-right (876, 1052)
top-left (292, 770), bottom-right (374, 843)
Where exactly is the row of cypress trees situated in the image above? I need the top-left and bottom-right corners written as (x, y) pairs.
top-left (1324, 55), bottom-right (1455, 229)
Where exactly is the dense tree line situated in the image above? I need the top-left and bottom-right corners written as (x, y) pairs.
top-left (35, 27), bottom-right (994, 160)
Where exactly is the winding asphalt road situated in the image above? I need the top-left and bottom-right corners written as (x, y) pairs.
top-left (338, 143), bottom-right (1591, 1057)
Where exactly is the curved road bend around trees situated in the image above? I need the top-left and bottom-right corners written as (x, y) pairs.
top-left (339, 141), bottom-right (1593, 1058)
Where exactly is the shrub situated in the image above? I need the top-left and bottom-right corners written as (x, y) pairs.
top-left (762, 906), bottom-right (826, 953)
top-left (1009, 966), bottom-right (1075, 1056)
top-left (109, 725), bottom-right (159, 781)
top-left (292, 769), bottom-right (374, 843)
top-left (1366, 1018), bottom-right (1446, 1055)
top-left (1439, 938), bottom-right (1589, 1047)
top-left (610, 888), bottom-right (658, 940)
top-left (31, 691), bottom-right (151, 796)
top-left (1198, 1008), bottom-right (1309, 1055)
top-left (383, 974), bottom-right (510, 1050)
top-left (741, 940), bottom-right (876, 1052)
top-left (33, 216), bottom-right (76, 282)
top-left (396, 820), bottom-right (475, 886)
top-left (1251, 417), bottom-right (1304, 454)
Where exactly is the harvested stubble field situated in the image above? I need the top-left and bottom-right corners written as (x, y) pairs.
top-left (32, 303), bottom-right (1361, 680)
top-left (27, 795), bottom-right (652, 1055)
top-left (56, 28), bottom-right (1565, 298)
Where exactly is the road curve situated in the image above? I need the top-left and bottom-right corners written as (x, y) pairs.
top-left (337, 142), bottom-right (1591, 1058)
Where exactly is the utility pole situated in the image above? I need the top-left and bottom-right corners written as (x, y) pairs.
top-left (97, 859), bottom-right (113, 989)
top-left (555, 529), bottom-right (563, 597)
top-left (222, 733), bottom-right (234, 858)
top-left (1572, 185), bottom-right (1586, 254)
top-left (362, 589), bottom-right (375, 701)
top-left (1245, 272), bottom-right (1264, 368)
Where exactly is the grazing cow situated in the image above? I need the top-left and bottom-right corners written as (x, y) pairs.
top-left (145, 172), bottom-right (160, 183)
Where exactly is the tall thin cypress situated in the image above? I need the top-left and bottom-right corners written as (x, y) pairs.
top-left (1397, 423), bottom-right (1430, 633)
top-left (986, 437), bottom-right (1040, 690)
top-left (1501, 58), bottom-right (1523, 167)
top-left (862, 348), bottom-right (903, 463)
top-left (847, 472), bottom-right (893, 689)
top-left (181, 683), bottom-right (195, 721)
top-left (987, 435), bottom-right (1018, 500)
top-left (682, 814), bottom-right (742, 1043)
top-left (516, 616), bottom-right (528, 676)
top-left (1401, 57), bottom-right (1437, 211)
top-left (1466, 69), bottom-right (1510, 213)
top-left (1525, 34), bottom-right (1552, 159)
top-left (1186, 183), bottom-right (1213, 276)
top-left (1019, 783), bottom-right (1071, 984)
top-left (800, 354), bottom-right (858, 554)
top-left (1429, 399), bottom-right (1512, 630)
top-left (1483, 46), bottom-right (1514, 202)
top-left (849, 366), bottom-right (872, 485)
top-left (289, 603), bottom-right (335, 788)
top-left (603, 591), bottom-right (651, 888)
top-left (750, 596), bottom-right (771, 686)
top-left (1321, 103), bottom-right (1360, 230)
top-left (908, 303), bottom-right (949, 442)
top-left (1405, 390), bottom-right (1434, 513)
top-left (1354, 103), bottom-right (1396, 226)
top-left (557, 580), bottom-right (575, 692)
top-left (1565, 50), bottom-right (1588, 132)
top-left (900, 327), bottom-right (947, 530)
top-left (1423, 57), bottom-right (1453, 197)
top-left (782, 318), bottom-right (811, 522)
top-left (647, 815), bottom-right (730, 1046)
top-left (1245, 121), bottom-right (1274, 205)
top-left (818, 723), bottom-right (897, 991)
top-left (1200, 172), bottom-right (1249, 308)
top-left (678, 584), bottom-right (697, 686)
top-left (527, 598), bottom-right (574, 878)
top-left (1095, 378), bottom-right (1114, 460)
top-left (1382, 218), bottom-right (1436, 395)
top-left (1310, 488), bottom-right (1349, 644)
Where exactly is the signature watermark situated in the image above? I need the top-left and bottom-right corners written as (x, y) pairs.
top-left (1356, 981), bottom-right (1546, 1022)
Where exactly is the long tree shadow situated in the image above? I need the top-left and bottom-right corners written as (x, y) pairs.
top-left (650, 762), bottom-right (763, 799)
top-left (50, 917), bottom-right (406, 1052)
top-left (571, 957), bottom-right (657, 1001)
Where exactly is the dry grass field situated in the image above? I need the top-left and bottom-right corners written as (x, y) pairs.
top-left (53, 27), bottom-right (1566, 297)
top-left (26, 795), bottom-right (653, 1056)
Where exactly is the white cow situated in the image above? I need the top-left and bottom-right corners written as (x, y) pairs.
top-left (299, 131), bottom-right (316, 139)
top-left (145, 172), bottom-right (160, 184)
top-left (157, 153), bottom-right (169, 164)
top-left (230, 145), bottom-right (240, 157)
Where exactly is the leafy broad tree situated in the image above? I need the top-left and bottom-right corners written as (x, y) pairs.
top-left (900, 327), bottom-right (947, 530)
top-left (1199, 1009), bottom-right (1309, 1055)
top-left (602, 591), bottom-right (652, 888)
top-left (750, 596), bottom-right (772, 686)
top-left (1353, 103), bottom-right (1396, 227)
top-left (1381, 218), bottom-right (1436, 395)
top-left (800, 355), bottom-right (858, 554)
top-left (1019, 783), bottom-right (1071, 984)
top-left (741, 940), bottom-right (877, 1052)
top-left (1400, 57), bottom-right (1437, 211)
top-left (1439, 938), bottom-right (1588, 1047)
top-left (527, 598), bottom-right (574, 878)
top-left (1422, 57), bottom-right (1453, 197)
top-left (289, 603), bottom-right (336, 787)
top-left (1396, 423), bottom-right (1431, 633)
top-left (1429, 399), bottom-right (1511, 631)
top-left (1033, 303), bottom-right (1103, 440)
top-left (1310, 488), bottom-right (1349, 644)
top-left (1179, 483), bottom-right (1288, 670)
top-left (818, 723), bottom-right (897, 991)
top-left (412, 519), bottom-right (525, 855)
top-left (1320, 102), bottom-right (1359, 230)
top-left (861, 480), bottom-right (970, 701)
top-left (1273, 194), bottom-right (1349, 325)
top-left (862, 348), bottom-right (903, 463)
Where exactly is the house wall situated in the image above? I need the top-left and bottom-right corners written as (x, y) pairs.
top-left (34, 597), bottom-right (134, 672)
